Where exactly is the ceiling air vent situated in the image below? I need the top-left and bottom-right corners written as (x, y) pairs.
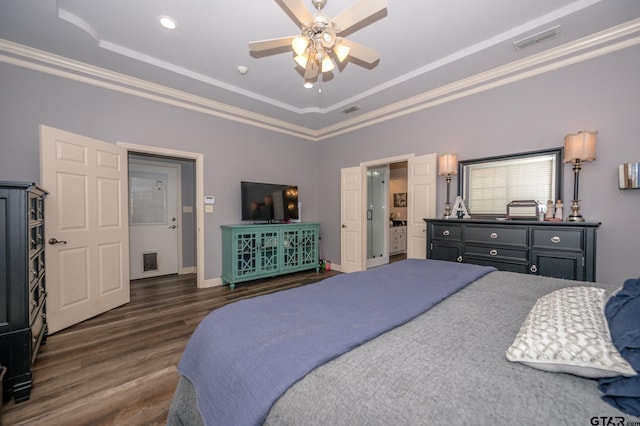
top-left (514, 26), bottom-right (561, 51)
top-left (342, 105), bottom-right (361, 114)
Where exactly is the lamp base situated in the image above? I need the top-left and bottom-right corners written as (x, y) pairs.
top-left (566, 199), bottom-right (585, 222)
top-left (443, 202), bottom-right (452, 219)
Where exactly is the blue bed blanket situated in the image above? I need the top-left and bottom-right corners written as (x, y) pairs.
top-left (178, 259), bottom-right (495, 426)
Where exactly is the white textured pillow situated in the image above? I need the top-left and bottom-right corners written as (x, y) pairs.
top-left (506, 286), bottom-right (636, 378)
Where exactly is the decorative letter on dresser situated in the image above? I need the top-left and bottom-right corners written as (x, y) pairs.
top-left (221, 223), bottom-right (320, 289)
top-left (0, 182), bottom-right (48, 402)
top-left (425, 219), bottom-right (600, 282)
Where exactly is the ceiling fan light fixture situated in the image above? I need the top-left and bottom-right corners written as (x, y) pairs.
top-left (333, 42), bottom-right (350, 62)
top-left (304, 81), bottom-right (314, 89)
top-left (292, 36), bottom-right (309, 56)
top-left (321, 55), bottom-right (335, 72)
top-left (320, 29), bottom-right (336, 48)
top-left (294, 53), bottom-right (310, 69)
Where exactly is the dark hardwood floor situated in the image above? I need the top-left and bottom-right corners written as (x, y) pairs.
top-left (2, 269), bottom-right (339, 425)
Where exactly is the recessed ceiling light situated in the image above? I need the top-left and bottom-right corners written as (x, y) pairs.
top-left (159, 16), bottom-right (177, 30)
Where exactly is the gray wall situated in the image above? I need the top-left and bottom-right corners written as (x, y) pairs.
top-left (1, 43), bottom-right (638, 285)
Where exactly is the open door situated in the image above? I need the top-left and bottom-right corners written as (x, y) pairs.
top-left (40, 126), bottom-right (130, 333)
top-left (407, 153), bottom-right (437, 259)
top-left (340, 166), bottom-right (364, 273)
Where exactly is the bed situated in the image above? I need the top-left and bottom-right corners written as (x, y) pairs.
top-left (167, 259), bottom-right (640, 425)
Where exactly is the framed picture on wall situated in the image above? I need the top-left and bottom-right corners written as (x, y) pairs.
top-left (393, 192), bottom-right (407, 207)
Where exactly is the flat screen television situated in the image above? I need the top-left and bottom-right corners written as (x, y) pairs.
top-left (241, 181), bottom-right (299, 222)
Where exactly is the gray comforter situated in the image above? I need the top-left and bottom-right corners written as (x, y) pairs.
top-left (168, 270), bottom-right (637, 425)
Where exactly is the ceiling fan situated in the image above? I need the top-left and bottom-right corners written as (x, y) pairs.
top-left (248, 0), bottom-right (387, 84)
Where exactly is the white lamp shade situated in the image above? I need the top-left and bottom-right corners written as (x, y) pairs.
top-left (564, 131), bottom-right (597, 163)
top-left (292, 36), bottom-right (309, 56)
top-left (438, 153), bottom-right (458, 176)
top-left (333, 42), bottom-right (350, 62)
top-left (294, 53), bottom-right (310, 69)
top-left (321, 55), bottom-right (335, 72)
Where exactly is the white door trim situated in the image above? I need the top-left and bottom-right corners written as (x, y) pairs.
top-left (117, 142), bottom-right (211, 288)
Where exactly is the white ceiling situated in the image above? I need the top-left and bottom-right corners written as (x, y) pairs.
top-left (1, 0), bottom-right (640, 140)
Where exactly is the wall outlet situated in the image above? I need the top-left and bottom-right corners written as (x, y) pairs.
top-left (205, 205), bottom-right (214, 213)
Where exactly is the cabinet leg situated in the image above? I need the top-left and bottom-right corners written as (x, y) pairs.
top-left (12, 380), bottom-right (33, 403)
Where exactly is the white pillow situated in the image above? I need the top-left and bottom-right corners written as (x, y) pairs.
top-left (506, 286), bottom-right (636, 378)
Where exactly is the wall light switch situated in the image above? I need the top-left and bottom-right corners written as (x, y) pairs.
top-left (205, 205), bottom-right (214, 213)
top-left (183, 206), bottom-right (193, 213)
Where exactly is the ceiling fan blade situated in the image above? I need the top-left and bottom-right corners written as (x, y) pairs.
top-left (249, 36), bottom-right (296, 53)
top-left (341, 39), bottom-right (379, 65)
top-left (276, 0), bottom-right (314, 27)
top-left (332, 0), bottom-right (387, 34)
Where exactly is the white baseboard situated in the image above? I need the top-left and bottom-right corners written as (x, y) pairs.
top-left (200, 276), bottom-right (223, 288)
top-left (179, 266), bottom-right (197, 275)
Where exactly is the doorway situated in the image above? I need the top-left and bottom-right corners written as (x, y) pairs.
top-left (119, 142), bottom-right (207, 288)
top-left (366, 165), bottom-right (389, 268)
top-left (341, 153), bottom-right (436, 273)
top-left (128, 159), bottom-right (180, 279)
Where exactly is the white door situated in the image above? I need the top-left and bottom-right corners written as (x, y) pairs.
top-left (128, 160), bottom-right (179, 279)
top-left (340, 166), bottom-right (364, 273)
top-left (407, 153), bottom-right (437, 259)
top-left (40, 125), bottom-right (130, 333)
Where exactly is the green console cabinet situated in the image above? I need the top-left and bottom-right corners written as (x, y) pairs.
top-left (221, 223), bottom-right (320, 289)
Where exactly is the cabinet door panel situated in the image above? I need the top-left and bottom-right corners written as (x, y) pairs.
top-left (430, 242), bottom-right (462, 262)
top-left (531, 250), bottom-right (583, 281)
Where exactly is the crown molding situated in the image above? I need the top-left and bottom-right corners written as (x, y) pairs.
top-left (1, 17), bottom-right (639, 142)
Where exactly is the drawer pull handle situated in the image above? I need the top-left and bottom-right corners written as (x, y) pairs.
top-left (551, 236), bottom-right (561, 243)
top-left (530, 265), bottom-right (538, 273)
top-left (443, 230), bottom-right (450, 236)
top-left (489, 249), bottom-right (498, 256)
top-left (456, 256), bottom-right (463, 263)
top-left (490, 232), bottom-right (498, 239)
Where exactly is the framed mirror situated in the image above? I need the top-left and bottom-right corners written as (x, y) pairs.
top-left (458, 148), bottom-right (563, 218)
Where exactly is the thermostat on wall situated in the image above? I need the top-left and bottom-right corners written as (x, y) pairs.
top-left (204, 196), bottom-right (215, 204)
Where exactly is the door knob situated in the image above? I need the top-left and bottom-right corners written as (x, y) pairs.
top-left (48, 238), bottom-right (67, 245)
top-left (341, 224), bottom-right (347, 228)
top-left (169, 225), bottom-right (177, 229)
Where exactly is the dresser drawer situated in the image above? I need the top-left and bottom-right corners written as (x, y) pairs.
top-left (531, 228), bottom-right (584, 251)
top-left (431, 224), bottom-right (462, 241)
top-left (464, 244), bottom-right (528, 261)
top-left (465, 225), bottom-right (528, 247)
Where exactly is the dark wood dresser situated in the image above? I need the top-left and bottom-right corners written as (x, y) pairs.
top-left (425, 218), bottom-right (600, 282)
top-left (0, 182), bottom-right (48, 403)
